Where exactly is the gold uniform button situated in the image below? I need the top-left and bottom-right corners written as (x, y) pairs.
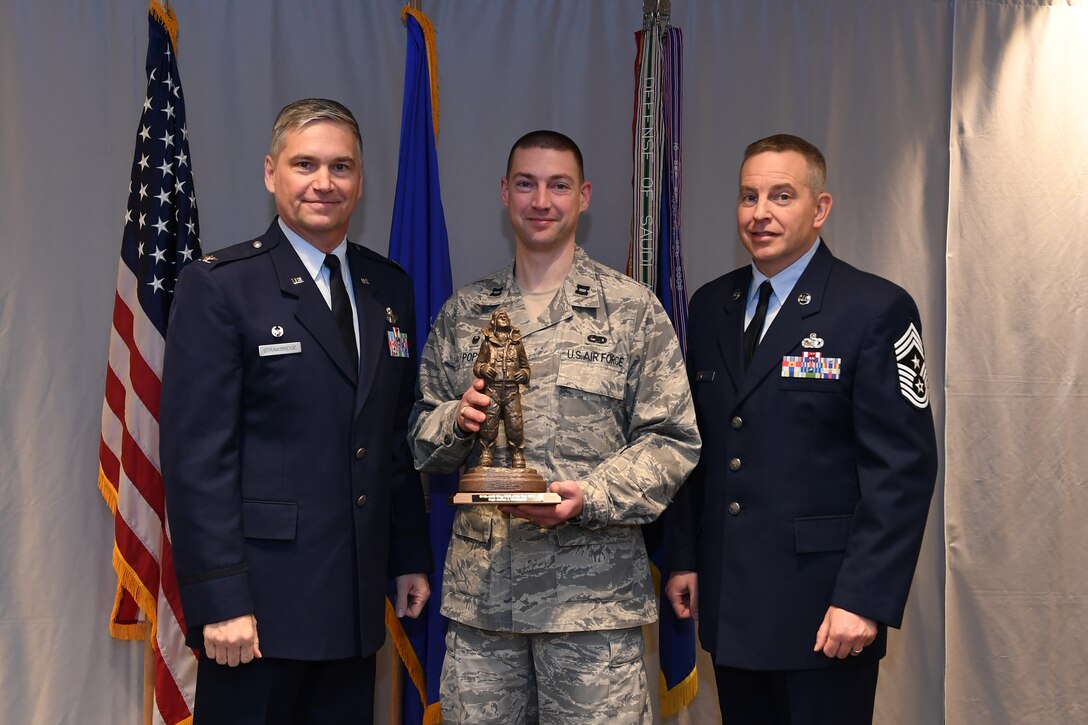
top-left (728, 501), bottom-right (741, 515)
top-left (252, 240), bottom-right (263, 249)
top-left (731, 416), bottom-right (743, 429)
top-left (356, 495), bottom-right (368, 507)
top-left (729, 458), bottom-right (742, 471)
top-left (355, 447), bottom-right (367, 460)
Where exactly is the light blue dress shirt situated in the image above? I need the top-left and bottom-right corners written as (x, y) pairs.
top-left (744, 238), bottom-right (823, 342)
top-left (278, 218), bottom-right (360, 355)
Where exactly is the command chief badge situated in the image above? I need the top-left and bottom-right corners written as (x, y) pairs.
top-left (894, 322), bottom-right (929, 409)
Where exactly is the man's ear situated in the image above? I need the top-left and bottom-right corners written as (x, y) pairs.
top-left (263, 155), bottom-right (276, 193)
top-left (579, 180), bottom-right (592, 212)
top-left (812, 192), bottom-right (833, 229)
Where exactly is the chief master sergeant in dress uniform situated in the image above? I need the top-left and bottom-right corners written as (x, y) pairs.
top-left (665, 134), bottom-right (938, 725)
top-left (160, 98), bottom-right (431, 724)
top-left (409, 130), bottom-right (701, 724)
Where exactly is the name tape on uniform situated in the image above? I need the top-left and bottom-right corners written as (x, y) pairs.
top-left (259, 342), bottom-right (302, 357)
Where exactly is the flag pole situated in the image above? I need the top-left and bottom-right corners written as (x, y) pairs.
top-left (389, 642), bottom-right (403, 725)
top-left (143, 638), bottom-right (154, 725)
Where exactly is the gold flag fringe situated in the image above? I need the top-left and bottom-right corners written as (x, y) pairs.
top-left (401, 6), bottom-right (441, 141)
top-left (99, 464), bottom-right (119, 515)
top-left (149, 0), bottom-right (179, 54)
top-left (659, 667), bottom-right (699, 718)
top-left (385, 599), bottom-right (445, 722)
top-left (649, 561), bottom-right (700, 715)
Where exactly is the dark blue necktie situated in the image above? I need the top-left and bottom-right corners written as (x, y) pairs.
top-left (324, 254), bottom-right (358, 370)
top-left (743, 280), bottom-right (773, 370)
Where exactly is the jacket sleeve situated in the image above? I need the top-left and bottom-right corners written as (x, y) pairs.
top-left (577, 293), bottom-right (702, 528)
top-left (409, 298), bottom-right (476, 473)
top-left (160, 264), bottom-right (254, 629)
top-left (831, 291), bottom-right (938, 628)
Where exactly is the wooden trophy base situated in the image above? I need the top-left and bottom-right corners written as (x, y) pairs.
top-left (452, 466), bottom-right (560, 506)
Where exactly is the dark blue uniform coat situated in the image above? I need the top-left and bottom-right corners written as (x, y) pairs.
top-left (669, 242), bottom-right (937, 671)
top-left (161, 220), bottom-right (430, 660)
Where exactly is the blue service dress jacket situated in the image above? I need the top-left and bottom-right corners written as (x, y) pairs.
top-left (668, 241), bottom-right (938, 671)
top-left (161, 220), bottom-right (431, 661)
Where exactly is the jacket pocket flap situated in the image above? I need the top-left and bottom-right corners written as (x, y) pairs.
top-left (241, 499), bottom-right (297, 541)
top-left (794, 514), bottom-right (852, 553)
top-left (556, 365), bottom-right (625, 401)
top-left (452, 508), bottom-right (493, 544)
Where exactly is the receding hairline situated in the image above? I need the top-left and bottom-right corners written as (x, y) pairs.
top-left (741, 133), bottom-right (827, 196)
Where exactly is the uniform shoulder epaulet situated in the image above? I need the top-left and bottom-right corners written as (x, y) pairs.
top-left (198, 237), bottom-right (271, 269)
top-left (349, 242), bottom-right (408, 277)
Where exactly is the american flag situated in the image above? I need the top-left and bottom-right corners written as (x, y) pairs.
top-left (98, 3), bottom-right (200, 723)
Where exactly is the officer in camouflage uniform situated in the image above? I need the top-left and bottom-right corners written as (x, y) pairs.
top-left (409, 130), bottom-right (700, 724)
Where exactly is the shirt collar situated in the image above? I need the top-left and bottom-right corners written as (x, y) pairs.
top-left (474, 245), bottom-right (600, 309)
top-left (749, 237), bottom-right (822, 304)
top-left (278, 217), bottom-right (348, 280)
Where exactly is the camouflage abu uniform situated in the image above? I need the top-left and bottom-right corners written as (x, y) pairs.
top-left (410, 246), bottom-right (700, 635)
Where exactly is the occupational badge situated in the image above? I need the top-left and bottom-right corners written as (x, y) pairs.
top-left (801, 332), bottom-right (824, 349)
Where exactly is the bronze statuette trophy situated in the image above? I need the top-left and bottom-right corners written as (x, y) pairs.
top-left (453, 308), bottom-right (559, 505)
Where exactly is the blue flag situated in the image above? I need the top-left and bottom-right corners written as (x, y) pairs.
top-left (387, 7), bottom-right (454, 725)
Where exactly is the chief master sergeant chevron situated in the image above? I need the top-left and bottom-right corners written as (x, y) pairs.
top-left (409, 130), bottom-right (701, 724)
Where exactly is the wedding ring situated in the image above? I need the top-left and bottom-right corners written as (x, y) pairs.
top-left (460, 406), bottom-right (469, 418)
top-left (851, 648), bottom-right (863, 655)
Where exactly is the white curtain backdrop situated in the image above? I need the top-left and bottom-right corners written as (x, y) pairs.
top-left (945, 3), bottom-right (1088, 723)
top-left (0, 1), bottom-right (1084, 723)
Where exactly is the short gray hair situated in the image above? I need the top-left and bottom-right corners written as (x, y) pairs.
top-left (269, 98), bottom-right (362, 162)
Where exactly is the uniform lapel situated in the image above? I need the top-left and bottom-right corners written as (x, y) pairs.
top-left (347, 244), bottom-right (385, 408)
top-left (736, 243), bottom-right (834, 403)
top-left (716, 269), bottom-right (751, 390)
top-left (267, 224), bottom-right (359, 384)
